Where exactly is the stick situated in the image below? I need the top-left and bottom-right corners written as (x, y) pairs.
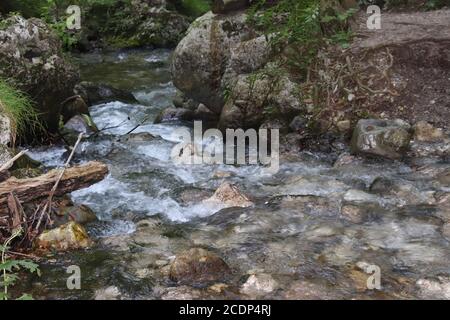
top-left (35, 133), bottom-right (84, 231)
top-left (124, 114), bottom-right (153, 136)
top-left (0, 150), bottom-right (29, 172)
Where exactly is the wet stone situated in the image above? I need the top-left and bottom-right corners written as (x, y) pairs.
top-left (240, 273), bottom-right (278, 297)
top-left (169, 248), bottom-right (231, 286)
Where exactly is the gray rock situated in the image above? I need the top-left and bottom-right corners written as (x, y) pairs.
top-left (63, 115), bottom-right (98, 135)
top-left (0, 16), bottom-right (79, 133)
top-left (0, 144), bottom-right (13, 170)
top-left (351, 119), bottom-right (412, 159)
top-left (442, 223), bottom-right (450, 241)
top-left (94, 286), bottom-right (121, 300)
top-left (74, 82), bottom-right (137, 106)
top-left (134, 9), bottom-right (190, 48)
top-left (61, 96), bottom-right (90, 123)
top-left (172, 11), bottom-right (256, 114)
top-left (219, 74), bottom-right (303, 130)
top-left (0, 113), bottom-right (11, 145)
top-left (289, 116), bottom-right (306, 132)
top-left (154, 107), bottom-right (194, 123)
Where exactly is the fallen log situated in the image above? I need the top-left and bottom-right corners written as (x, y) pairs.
top-left (0, 161), bottom-right (108, 215)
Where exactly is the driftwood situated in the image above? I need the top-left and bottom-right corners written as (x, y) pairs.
top-left (0, 161), bottom-right (108, 215)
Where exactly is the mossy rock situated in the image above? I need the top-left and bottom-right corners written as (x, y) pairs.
top-left (10, 167), bottom-right (42, 179)
top-left (35, 221), bottom-right (93, 251)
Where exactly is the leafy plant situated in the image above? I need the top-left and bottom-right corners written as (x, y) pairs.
top-left (247, 0), bottom-right (357, 78)
top-left (0, 228), bottom-right (41, 300)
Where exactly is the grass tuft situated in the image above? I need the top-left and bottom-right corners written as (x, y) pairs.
top-left (0, 78), bottom-right (43, 144)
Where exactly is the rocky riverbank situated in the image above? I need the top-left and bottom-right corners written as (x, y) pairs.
top-left (1, 1), bottom-right (449, 300)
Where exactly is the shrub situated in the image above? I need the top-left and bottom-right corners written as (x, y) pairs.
top-left (248, 0), bottom-right (356, 79)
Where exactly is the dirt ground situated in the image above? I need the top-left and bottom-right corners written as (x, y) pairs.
top-left (351, 9), bottom-right (450, 128)
top-left (306, 8), bottom-right (450, 133)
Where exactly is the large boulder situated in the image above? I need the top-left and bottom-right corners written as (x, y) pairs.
top-left (169, 248), bottom-right (231, 285)
top-left (218, 73), bottom-right (303, 130)
top-left (74, 0), bottom-right (190, 50)
top-left (0, 15), bottom-right (79, 134)
top-left (351, 119), bottom-right (412, 159)
top-left (171, 11), bottom-right (259, 114)
top-left (134, 8), bottom-right (190, 48)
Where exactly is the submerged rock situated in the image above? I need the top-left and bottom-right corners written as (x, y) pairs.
top-left (154, 107), bottom-right (194, 123)
top-left (122, 132), bottom-right (156, 143)
top-left (416, 277), bottom-right (450, 300)
top-left (351, 119), bottom-right (412, 159)
top-left (283, 280), bottom-right (338, 300)
top-left (169, 248), bottom-right (231, 285)
top-left (333, 152), bottom-right (361, 168)
top-left (442, 223), bottom-right (450, 241)
top-left (94, 286), bottom-right (121, 300)
top-left (204, 182), bottom-right (254, 208)
top-left (35, 222), bottom-right (93, 251)
top-left (240, 273), bottom-right (278, 296)
top-left (161, 285), bottom-right (202, 300)
top-left (74, 81), bottom-right (137, 105)
top-left (63, 115), bottom-right (99, 135)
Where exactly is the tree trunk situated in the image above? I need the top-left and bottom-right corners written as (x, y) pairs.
top-left (0, 161), bottom-right (108, 215)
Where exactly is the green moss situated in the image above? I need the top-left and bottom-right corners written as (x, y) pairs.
top-left (105, 35), bottom-right (141, 49)
top-left (0, 78), bottom-right (43, 144)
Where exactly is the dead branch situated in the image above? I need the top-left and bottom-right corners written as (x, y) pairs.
top-left (0, 161), bottom-right (108, 215)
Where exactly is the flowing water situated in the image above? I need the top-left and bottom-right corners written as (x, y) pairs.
top-left (22, 49), bottom-right (450, 300)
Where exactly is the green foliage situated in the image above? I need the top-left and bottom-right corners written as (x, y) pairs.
top-left (424, 0), bottom-right (450, 9)
top-left (0, 78), bottom-right (43, 144)
top-left (0, 0), bottom-right (49, 18)
top-left (175, 0), bottom-right (212, 17)
top-left (0, 229), bottom-right (41, 300)
top-left (248, 0), bottom-right (356, 78)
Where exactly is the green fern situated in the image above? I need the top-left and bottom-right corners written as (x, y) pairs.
top-left (0, 229), bottom-right (41, 300)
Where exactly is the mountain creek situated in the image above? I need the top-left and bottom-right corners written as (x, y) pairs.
top-left (13, 49), bottom-right (449, 300)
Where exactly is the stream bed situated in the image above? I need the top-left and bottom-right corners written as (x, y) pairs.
top-left (21, 49), bottom-right (450, 300)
